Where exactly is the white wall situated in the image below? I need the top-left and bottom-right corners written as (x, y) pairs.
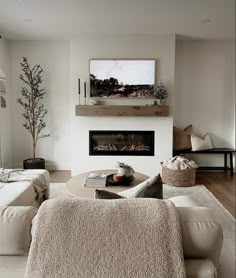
top-left (6, 37), bottom-right (235, 172)
top-left (10, 41), bottom-right (71, 169)
top-left (0, 37), bottom-right (12, 168)
top-left (70, 34), bottom-right (176, 176)
top-left (174, 40), bottom-right (235, 168)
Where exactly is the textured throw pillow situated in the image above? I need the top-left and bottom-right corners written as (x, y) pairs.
top-left (173, 125), bottom-right (192, 150)
top-left (95, 189), bottom-right (124, 199)
top-left (135, 174), bottom-right (163, 198)
top-left (95, 174), bottom-right (163, 200)
top-left (191, 133), bottom-right (213, 151)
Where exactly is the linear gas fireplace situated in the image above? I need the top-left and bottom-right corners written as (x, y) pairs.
top-left (89, 130), bottom-right (155, 156)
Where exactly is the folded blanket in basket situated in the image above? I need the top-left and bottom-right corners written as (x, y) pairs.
top-left (163, 156), bottom-right (198, 170)
top-left (25, 198), bottom-right (186, 278)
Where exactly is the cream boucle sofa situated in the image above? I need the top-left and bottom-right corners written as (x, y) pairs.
top-left (0, 196), bottom-right (223, 278)
top-left (0, 169), bottom-right (50, 277)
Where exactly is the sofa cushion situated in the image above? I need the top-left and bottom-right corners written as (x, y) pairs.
top-left (169, 195), bottom-right (199, 207)
top-left (0, 181), bottom-right (37, 207)
top-left (185, 259), bottom-right (217, 278)
top-left (0, 256), bottom-right (28, 278)
top-left (0, 206), bottom-right (38, 255)
top-left (177, 207), bottom-right (223, 269)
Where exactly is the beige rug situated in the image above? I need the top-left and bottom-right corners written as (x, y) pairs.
top-left (49, 183), bottom-right (235, 278)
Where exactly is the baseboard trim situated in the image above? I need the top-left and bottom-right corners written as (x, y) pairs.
top-left (12, 161), bottom-right (70, 171)
top-left (0, 163), bottom-right (13, 169)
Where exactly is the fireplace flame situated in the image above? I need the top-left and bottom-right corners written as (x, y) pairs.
top-left (94, 144), bottom-right (150, 151)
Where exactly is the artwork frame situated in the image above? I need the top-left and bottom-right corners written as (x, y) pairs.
top-left (89, 59), bottom-right (156, 98)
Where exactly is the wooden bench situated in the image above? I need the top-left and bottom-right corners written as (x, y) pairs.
top-left (173, 148), bottom-right (236, 176)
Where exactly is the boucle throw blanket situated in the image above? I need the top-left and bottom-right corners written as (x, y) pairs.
top-left (25, 198), bottom-right (186, 278)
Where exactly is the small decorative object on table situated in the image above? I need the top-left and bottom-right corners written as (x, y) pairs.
top-left (154, 81), bottom-right (168, 105)
top-left (107, 162), bottom-right (135, 186)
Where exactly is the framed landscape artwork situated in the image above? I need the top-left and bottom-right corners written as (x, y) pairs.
top-left (90, 59), bottom-right (156, 98)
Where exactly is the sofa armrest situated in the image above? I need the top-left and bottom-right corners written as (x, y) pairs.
top-left (177, 207), bottom-right (223, 270)
top-left (0, 206), bottom-right (38, 255)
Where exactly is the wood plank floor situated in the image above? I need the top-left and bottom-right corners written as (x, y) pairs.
top-left (196, 171), bottom-right (235, 217)
top-left (49, 170), bottom-right (235, 218)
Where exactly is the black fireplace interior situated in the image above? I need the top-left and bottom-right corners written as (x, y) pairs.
top-left (89, 130), bottom-right (155, 156)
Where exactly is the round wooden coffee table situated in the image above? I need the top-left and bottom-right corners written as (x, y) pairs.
top-left (66, 169), bottom-right (149, 198)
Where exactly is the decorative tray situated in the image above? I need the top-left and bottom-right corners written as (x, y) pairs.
top-left (106, 174), bottom-right (134, 186)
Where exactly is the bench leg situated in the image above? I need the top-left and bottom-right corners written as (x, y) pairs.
top-left (224, 153), bottom-right (227, 172)
top-left (229, 153), bottom-right (233, 176)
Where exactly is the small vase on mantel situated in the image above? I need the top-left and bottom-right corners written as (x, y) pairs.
top-left (154, 81), bottom-right (168, 106)
top-left (157, 99), bottom-right (165, 106)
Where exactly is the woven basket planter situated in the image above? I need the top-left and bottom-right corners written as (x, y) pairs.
top-left (161, 163), bottom-right (196, 187)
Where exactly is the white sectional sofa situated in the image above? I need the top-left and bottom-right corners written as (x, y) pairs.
top-left (0, 195), bottom-right (223, 278)
top-left (0, 169), bottom-right (50, 277)
top-left (0, 171), bottom-right (224, 278)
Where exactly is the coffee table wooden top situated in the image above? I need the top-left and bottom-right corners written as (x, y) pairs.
top-left (66, 169), bottom-right (149, 199)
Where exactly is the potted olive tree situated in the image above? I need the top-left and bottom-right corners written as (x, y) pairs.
top-left (17, 57), bottom-right (50, 169)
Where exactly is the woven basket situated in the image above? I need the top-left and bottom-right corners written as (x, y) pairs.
top-left (161, 163), bottom-right (196, 187)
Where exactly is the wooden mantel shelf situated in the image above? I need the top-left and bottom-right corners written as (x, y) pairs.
top-left (75, 105), bottom-right (169, 117)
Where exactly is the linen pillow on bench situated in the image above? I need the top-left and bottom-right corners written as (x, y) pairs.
top-left (191, 133), bottom-right (213, 151)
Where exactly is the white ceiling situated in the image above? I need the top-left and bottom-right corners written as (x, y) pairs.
top-left (0, 0), bottom-right (235, 40)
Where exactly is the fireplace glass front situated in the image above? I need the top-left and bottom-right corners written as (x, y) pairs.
top-left (89, 130), bottom-right (154, 156)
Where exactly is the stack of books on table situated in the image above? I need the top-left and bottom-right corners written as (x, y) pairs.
top-left (84, 172), bottom-right (107, 188)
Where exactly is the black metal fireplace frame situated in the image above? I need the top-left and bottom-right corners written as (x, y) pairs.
top-left (89, 130), bottom-right (155, 156)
